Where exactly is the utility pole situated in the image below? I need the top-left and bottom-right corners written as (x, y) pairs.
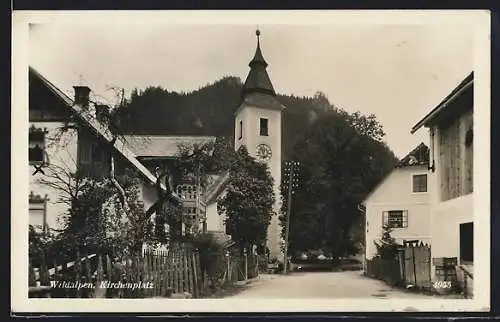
top-left (283, 161), bottom-right (299, 274)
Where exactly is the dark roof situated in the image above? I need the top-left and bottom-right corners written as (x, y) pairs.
top-left (241, 32), bottom-right (276, 98)
top-left (236, 92), bottom-right (285, 115)
top-left (411, 72), bottom-right (473, 134)
top-left (396, 143), bottom-right (429, 168)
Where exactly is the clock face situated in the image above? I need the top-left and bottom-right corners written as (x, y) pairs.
top-left (256, 144), bottom-right (272, 161)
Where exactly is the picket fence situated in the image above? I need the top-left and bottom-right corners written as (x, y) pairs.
top-left (29, 247), bottom-right (204, 298)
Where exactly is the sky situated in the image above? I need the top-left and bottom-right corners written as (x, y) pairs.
top-left (29, 19), bottom-right (474, 159)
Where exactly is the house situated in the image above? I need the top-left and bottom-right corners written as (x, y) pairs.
top-left (28, 67), bottom-right (180, 236)
top-left (410, 72), bottom-right (474, 287)
top-left (204, 172), bottom-right (230, 234)
top-left (121, 135), bottom-right (217, 237)
top-left (363, 143), bottom-right (431, 260)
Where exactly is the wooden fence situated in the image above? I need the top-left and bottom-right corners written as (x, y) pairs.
top-left (365, 257), bottom-right (403, 286)
top-left (224, 251), bottom-right (258, 283)
top-left (366, 242), bottom-right (432, 290)
top-left (29, 246), bottom-right (204, 298)
top-left (401, 242), bottom-right (432, 290)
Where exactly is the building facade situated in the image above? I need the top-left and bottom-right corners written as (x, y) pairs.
top-left (363, 143), bottom-right (431, 259)
top-left (411, 72), bottom-right (474, 287)
top-left (121, 134), bottom-right (217, 237)
top-left (234, 30), bottom-right (285, 260)
top-left (28, 67), bottom-right (178, 238)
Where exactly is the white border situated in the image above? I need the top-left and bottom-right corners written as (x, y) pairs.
top-left (12, 10), bottom-right (491, 313)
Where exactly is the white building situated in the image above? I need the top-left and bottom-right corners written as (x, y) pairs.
top-left (363, 143), bottom-right (431, 260)
top-left (204, 172), bottom-right (230, 234)
top-left (410, 72), bottom-right (474, 286)
top-left (28, 67), bottom-right (180, 235)
top-left (234, 30), bottom-right (285, 259)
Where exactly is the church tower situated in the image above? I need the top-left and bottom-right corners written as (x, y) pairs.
top-left (235, 29), bottom-right (285, 260)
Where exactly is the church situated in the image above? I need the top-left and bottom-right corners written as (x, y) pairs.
top-left (28, 29), bottom-right (285, 260)
top-left (205, 29), bottom-right (285, 260)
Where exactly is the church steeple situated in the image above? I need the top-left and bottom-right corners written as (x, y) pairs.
top-left (241, 29), bottom-right (276, 98)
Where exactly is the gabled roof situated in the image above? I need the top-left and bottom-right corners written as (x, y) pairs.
top-left (205, 172), bottom-right (230, 205)
top-left (362, 143), bottom-right (429, 205)
top-left (121, 135), bottom-right (216, 158)
top-left (411, 72), bottom-right (474, 134)
top-left (29, 66), bottom-right (177, 198)
top-left (395, 142), bottom-right (429, 168)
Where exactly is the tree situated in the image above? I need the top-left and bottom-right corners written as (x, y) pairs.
top-left (374, 225), bottom-right (401, 260)
top-left (217, 146), bottom-right (275, 253)
top-left (35, 87), bottom-right (182, 260)
top-left (280, 109), bottom-right (398, 258)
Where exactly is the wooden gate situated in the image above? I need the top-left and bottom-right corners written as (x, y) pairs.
top-left (402, 242), bottom-right (431, 290)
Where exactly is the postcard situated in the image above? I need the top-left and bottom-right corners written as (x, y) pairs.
top-left (11, 9), bottom-right (491, 313)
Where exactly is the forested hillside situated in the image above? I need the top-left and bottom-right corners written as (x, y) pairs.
top-left (115, 76), bottom-right (335, 159)
top-left (114, 75), bottom-right (399, 256)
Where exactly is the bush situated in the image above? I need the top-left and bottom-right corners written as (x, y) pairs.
top-left (374, 225), bottom-right (402, 260)
top-left (191, 233), bottom-right (228, 291)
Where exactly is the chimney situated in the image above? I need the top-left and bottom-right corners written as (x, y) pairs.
top-left (73, 86), bottom-right (91, 109)
top-left (95, 104), bottom-right (110, 123)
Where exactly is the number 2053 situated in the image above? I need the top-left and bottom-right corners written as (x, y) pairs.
top-left (433, 281), bottom-right (452, 289)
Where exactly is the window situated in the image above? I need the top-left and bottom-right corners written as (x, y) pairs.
top-left (78, 138), bottom-right (92, 165)
top-left (29, 193), bottom-right (47, 232)
top-left (383, 210), bottom-right (408, 228)
top-left (412, 174), bottom-right (428, 193)
top-left (459, 222), bottom-right (473, 263)
top-left (260, 118), bottom-right (269, 136)
top-left (29, 129), bottom-right (46, 164)
top-left (77, 133), bottom-right (109, 176)
top-left (238, 120), bottom-right (243, 140)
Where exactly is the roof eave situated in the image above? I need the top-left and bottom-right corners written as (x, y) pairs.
top-left (30, 67), bottom-right (178, 198)
top-left (410, 77), bottom-right (473, 134)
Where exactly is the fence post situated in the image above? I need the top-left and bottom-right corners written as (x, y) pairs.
top-left (29, 260), bottom-right (36, 287)
top-left (39, 252), bottom-right (49, 286)
top-left (463, 269), bottom-right (468, 299)
top-left (411, 246), bottom-right (417, 286)
top-left (244, 248), bottom-right (248, 281)
top-left (225, 250), bottom-right (230, 282)
top-left (192, 250), bottom-right (198, 298)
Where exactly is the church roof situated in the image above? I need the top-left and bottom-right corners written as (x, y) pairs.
top-left (241, 30), bottom-right (276, 98)
top-left (121, 135), bottom-right (216, 158)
